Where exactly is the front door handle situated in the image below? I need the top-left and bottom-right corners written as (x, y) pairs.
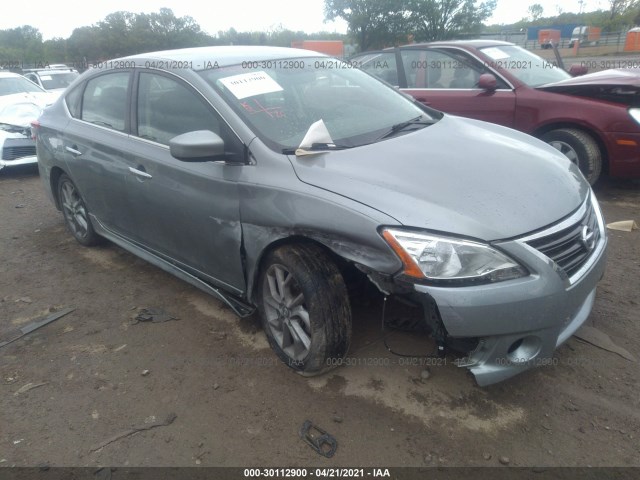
top-left (129, 166), bottom-right (152, 179)
top-left (65, 145), bottom-right (82, 156)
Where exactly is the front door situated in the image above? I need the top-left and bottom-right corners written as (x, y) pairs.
top-left (400, 48), bottom-right (517, 128)
top-left (122, 71), bottom-right (247, 293)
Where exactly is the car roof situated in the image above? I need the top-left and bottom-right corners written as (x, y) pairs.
top-left (0, 71), bottom-right (24, 78)
top-left (409, 40), bottom-right (515, 48)
top-left (361, 39), bottom-right (515, 54)
top-left (121, 45), bottom-right (325, 69)
top-left (24, 69), bottom-right (77, 74)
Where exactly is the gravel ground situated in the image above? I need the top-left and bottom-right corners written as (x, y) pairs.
top-left (1, 166), bottom-right (639, 470)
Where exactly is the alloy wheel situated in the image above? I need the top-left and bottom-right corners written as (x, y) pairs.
top-left (262, 264), bottom-right (311, 362)
top-left (60, 180), bottom-right (89, 240)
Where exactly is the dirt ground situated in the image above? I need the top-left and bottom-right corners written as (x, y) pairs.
top-left (1, 166), bottom-right (639, 469)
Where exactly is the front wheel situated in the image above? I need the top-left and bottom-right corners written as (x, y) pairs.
top-left (258, 244), bottom-right (352, 375)
top-left (540, 128), bottom-right (602, 185)
top-left (57, 173), bottom-right (101, 246)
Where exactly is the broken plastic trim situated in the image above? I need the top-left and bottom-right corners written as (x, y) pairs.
top-left (299, 420), bottom-right (337, 458)
top-left (0, 307), bottom-right (75, 348)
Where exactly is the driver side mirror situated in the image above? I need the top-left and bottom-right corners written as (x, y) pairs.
top-left (478, 73), bottom-right (497, 92)
top-left (170, 130), bottom-right (225, 162)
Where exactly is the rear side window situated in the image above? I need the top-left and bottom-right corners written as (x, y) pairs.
top-left (24, 73), bottom-right (40, 85)
top-left (65, 85), bottom-right (83, 118)
top-left (81, 72), bottom-right (130, 132)
top-left (357, 52), bottom-right (399, 86)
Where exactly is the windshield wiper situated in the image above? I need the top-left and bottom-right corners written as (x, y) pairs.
top-left (376, 115), bottom-right (435, 141)
top-left (282, 143), bottom-right (354, 155)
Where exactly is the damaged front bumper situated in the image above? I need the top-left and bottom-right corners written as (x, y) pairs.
top-left (410, 192), bottom-right (608, 386)
top-left (0, 133), bottom-right (38, 170)
top-left (0, 154), bottom-right (38, 170)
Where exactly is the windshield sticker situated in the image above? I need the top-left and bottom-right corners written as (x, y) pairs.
top-left (482, 48), bottom-right (510, 60)
top-left (240, 99), bottom-right (285, 119)
top-left (40, 75), bottom-right (52, 81)
top-left (219, 71), bottom-right (283, 99)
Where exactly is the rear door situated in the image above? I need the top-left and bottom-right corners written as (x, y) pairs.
top-left (62, 70), bottom-right (134, 231)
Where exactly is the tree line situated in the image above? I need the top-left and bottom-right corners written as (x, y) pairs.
top-left (2, 1), bottom-right (639, 67)
top-left (326, 0), bottom-right (640, 51)
top-left (0, 2), bottom-right (502, 65)
top-left (486, 0), bottom-right (640, 34)
top-left (0, 8), bottom-right (344, 68)
top-left (325, 0), bottom-right (497, 51)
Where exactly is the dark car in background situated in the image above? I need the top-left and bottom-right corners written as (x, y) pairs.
top-left (350, 40), bottom-right (640, 184)
top-left (35, 46), bottom-right (607, 386)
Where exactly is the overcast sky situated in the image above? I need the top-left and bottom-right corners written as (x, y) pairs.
top-left (1, 0), bottom-right (607, 40)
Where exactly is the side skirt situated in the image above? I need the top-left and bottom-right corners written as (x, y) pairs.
top-left (91, 216), bottom-right (255, 317)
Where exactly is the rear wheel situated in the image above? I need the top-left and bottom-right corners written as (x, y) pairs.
top-left (540, 129), bottom-right (602, 185)
top-left (258, 244), bottom-right (351, 375)
top-left (57, 174), bottom-right (101, 246)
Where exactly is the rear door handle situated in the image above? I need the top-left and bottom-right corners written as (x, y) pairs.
top-left (65, 145), bottom-right (82, 156)
top-left (129, 166), bottom-right (153, 179)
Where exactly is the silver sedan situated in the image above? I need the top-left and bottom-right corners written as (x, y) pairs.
top-left (35, 46), bottom-right (607, 385)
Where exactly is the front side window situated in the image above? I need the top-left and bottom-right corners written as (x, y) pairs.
top-left (135, 72), bottom-right (244, 160)
top-left (401, 49), bottom-right (460, 88)
top-left (401, 49), bottom-right (508, 89)
top-left (136, 72), bottom-right (221, 146)
top-left (81, 72), bottom-right (130, 132)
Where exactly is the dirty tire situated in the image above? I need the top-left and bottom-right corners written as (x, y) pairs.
top-left (57, 173), bottom-right (101, 246)
top-left (258, 243), bottom-right (352, 376)
top-left (541, 128), bottom-right (602, 185)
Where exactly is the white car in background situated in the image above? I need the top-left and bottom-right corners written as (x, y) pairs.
top-left (23, 67), bottom-right (79, 93)
top-left (0, 72), bottom-right (58, 171)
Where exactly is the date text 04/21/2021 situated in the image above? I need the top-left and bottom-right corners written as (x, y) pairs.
top-left (243, 468), bottom-right (391, 477)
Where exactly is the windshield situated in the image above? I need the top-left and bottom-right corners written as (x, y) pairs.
top-left (0, 76), bottom-right (46, 96)
top-left (479, 45), bottom-right (571, 87)
top-left (198, 57), bottom-right (436, 152)
top-left (38, 71), bottom-right (79, 90)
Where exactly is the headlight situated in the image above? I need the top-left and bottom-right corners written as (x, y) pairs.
top-left (382, 228), bottom-right (528, 285)
top-left (629, 108), bottom-right (640, 125)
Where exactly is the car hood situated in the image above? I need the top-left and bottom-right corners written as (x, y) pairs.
top-left (541, 68), bottom-right (640, 88)
top-left (288, 115), bottom-right (589, 241)
top-left (0, 92), bottom-right (58, 128)
top-left (539, 68), bottom-right (640, 106)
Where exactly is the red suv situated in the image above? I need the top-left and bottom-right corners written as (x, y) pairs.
top-left (350, 40), bottom-right (640, 184)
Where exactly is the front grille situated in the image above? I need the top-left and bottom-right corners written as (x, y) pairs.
top-left (2, 145), bottom-right (36, 160)
top-left (526, 200), bottom-right (601, 278)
